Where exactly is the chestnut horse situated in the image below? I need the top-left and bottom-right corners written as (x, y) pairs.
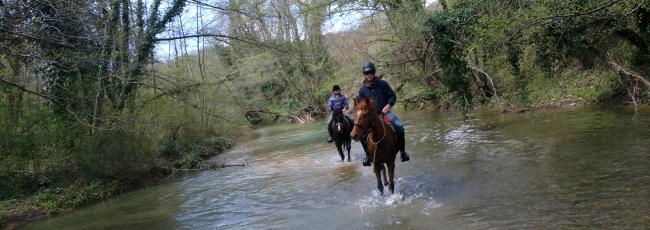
top-left (332, 109), bottom-right (353, 161)
top-left (350, 97), bottom-right (398, 195)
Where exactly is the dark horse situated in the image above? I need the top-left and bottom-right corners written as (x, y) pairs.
top-left (350, 97), bottom-right (398, 195)
top-left (331, 109), bottom-right (353, 162)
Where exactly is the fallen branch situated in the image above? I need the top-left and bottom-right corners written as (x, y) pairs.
top-left (164, 160), bottom-right (248, 179)
top-left (607, 52), bottom-right (650, 88)
top-left (468, 65), bottom-right (498, 98)
top-left (208, 160), bottom-right (248, 169)
top-left (287, 114), bottom-right (305, 124)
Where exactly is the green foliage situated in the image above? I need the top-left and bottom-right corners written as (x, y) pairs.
top-left (32, 180), bottom-right (118, 213)
top-left (0, 105), bottom-right (79, 199)
top-left (210, 136), bottom-right (233, 150)
top-left (427, 10), bottom-right (473, 107)
top-left (174, 153), bottom-right (206, 169)
top-left (76, 129), bottom-right (156, 182)
top-left (0, 0), bottom-right (246, 225)
top-left (364, 0), bottom-right (650, 109)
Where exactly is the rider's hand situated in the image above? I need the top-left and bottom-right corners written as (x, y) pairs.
top-left (382, 104), bottom-right (391, 114)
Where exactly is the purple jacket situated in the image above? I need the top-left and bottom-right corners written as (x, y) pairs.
top-left (328, 95), bottom-right (349, 112)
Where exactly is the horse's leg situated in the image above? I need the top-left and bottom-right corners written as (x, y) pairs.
top-left (374, 165), bottom-right (384, 196)
top-left (381, 164), bottom-right (389, 186)
top-left (387, 161), bottom-right (396, 194)
top-left (335, 141), bottom-right (344, 161)
top-left (346, 140), bottom-right (351, 162)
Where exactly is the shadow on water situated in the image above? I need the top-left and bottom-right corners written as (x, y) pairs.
top-left (24, 107), bottom-right (650, 229)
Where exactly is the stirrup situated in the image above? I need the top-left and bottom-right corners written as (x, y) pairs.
top-left (362, 157), bottom-right (371, 166)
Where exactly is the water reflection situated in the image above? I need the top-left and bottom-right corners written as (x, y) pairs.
top-left (24, 182), bottom-right (182, 230)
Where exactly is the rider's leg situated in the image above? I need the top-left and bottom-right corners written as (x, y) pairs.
top-left (327, 113), bottom-right (334, 142)
top-left (386, 112), bottom-right (410, 162)
top-left (361, 137), bottom-right (371, 166)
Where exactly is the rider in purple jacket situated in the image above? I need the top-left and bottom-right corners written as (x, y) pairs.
top-left (327, 85), bottom-right (349, 143)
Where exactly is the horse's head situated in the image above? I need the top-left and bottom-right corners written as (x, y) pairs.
top-left (332, 109), bottom-right (346, 134)
top-left (350, 97), bottom-right (376, 141)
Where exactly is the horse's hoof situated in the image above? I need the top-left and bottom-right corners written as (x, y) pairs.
top-left (347, 159), bottom-right (351, 162)
top-left (400, 151), bottom-right (410, 162)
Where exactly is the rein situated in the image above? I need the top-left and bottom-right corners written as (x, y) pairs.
top-left (364, 114), bottom-right (387, 165)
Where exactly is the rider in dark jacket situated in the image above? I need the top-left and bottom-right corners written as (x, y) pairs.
top-left (357, 62), bottom-right (410, 166)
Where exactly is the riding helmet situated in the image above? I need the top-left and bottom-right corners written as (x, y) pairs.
top-left (332, 85), bottom-right (341, 92)
top-left (362, 62), bottom-right (376, 74)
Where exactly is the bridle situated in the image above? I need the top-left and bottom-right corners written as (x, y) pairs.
top-left (334, 110), bottom-right (351, 133)
top-left (353, 110), bottom-right (375, 133)
top-left (355, 110), bottom-right (387, 164)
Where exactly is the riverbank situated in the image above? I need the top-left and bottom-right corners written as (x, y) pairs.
top-left (0, 137), bottom-right (233, 230)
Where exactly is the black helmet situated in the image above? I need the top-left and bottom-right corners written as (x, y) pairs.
top-left (332, 85), bottom-right (341, 91)
top-left (362, 62), bottom-right (376, 74)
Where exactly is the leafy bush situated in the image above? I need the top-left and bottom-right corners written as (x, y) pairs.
top-left (174, 153), bottom-right (206, 169)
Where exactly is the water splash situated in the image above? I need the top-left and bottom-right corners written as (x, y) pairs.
top-left (355, 191), bottom-right (440, 211)
top-left (421, 197), bottom-right (443, 216)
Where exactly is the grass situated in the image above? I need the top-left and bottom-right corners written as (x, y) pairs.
top-left (525, 69), bottom-right (618, 106)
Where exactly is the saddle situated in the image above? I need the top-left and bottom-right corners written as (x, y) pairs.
top-left (381, 115), bottom-right (396, 133)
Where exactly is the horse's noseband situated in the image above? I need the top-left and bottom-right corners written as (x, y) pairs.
top-left (354, 116), bottom-right (374, 134)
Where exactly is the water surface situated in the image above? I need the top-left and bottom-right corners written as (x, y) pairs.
top-left (24, 108), bottom-right (650, 229)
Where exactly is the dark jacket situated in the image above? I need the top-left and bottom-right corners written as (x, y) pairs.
top-left (357, 79), bottom-right (396, 113)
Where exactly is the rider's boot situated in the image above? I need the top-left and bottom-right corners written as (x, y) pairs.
top-left (363, 156), bottom-right (372, 166)
top-left (397, 130), bottom-right (410, 162)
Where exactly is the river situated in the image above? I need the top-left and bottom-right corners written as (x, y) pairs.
top-left (24, 107), bottom-right (650, 229)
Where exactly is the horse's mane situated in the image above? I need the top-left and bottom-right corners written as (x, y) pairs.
top-left (332, 108), bottom-right (344, 121)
